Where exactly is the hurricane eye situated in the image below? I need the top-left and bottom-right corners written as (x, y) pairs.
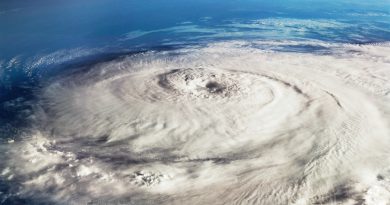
top-left (205, 81), bottom-right (224, 93)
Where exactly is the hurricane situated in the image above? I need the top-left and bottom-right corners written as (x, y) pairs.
top-left (1, 1), bottom-right (390, 205)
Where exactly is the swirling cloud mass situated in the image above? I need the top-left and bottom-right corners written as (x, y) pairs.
top-left (2, 41), bottom-right (390, 204)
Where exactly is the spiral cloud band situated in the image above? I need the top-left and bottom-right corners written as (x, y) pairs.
top-left (2, 41), bottom-right (390, 204)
